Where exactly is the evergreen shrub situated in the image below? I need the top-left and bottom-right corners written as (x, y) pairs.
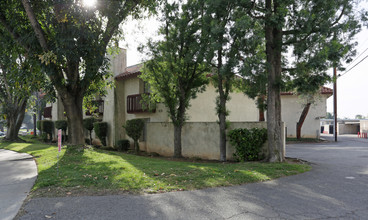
top-left (93, 122), bottom-right (108, 146)
top-left (83, 117), bottom-right (96, 145)
top-left (228, 128), bottom-right (267, 162)
top-left (116, 139), bottom-right (130, 152)
top-left (123, 119), bottom-right (144, 154)
top-left (42, 120), bottom-right (54, 135)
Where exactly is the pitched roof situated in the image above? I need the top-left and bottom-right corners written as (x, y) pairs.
top-left (281, 86), bottom-right (333, 96)
top-left (115, 64), bottom-right (334, 97)
top-left (320, 86), bottom-right (333, 95)
top-left (115, 64), bottom-right (143, 81)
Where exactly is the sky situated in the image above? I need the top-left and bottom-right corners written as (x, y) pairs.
top-left (120, 5), bottom-right (368, 120)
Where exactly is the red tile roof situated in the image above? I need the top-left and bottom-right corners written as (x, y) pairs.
top-left (320, 86), bottom-right (333, 95)
top-left (115, 64), bottom-right (143, 81)
top-left (115, 64), bottom-right (334, 98)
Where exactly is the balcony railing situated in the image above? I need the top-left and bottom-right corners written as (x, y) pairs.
top-left (86, 100), bottom-right (104, 116)
top-left (43, 106), bottom-right (52, 118)
top-left (127, 93), bottom-right (156, 114)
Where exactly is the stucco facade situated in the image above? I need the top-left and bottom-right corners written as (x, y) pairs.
top-left (281, 95), bottom-right (329, 139)
top-left (47, 49), bottom-right (331, 159)
top-left (146, 122), bottom-right (270, 160)
top-left (186, 85), bottom-right (259, 122)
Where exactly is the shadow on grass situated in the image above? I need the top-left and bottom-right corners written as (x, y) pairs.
top-left (1, 141), bottom-right (309, 196)
top-left (0, 141), bottom-right (56, 153)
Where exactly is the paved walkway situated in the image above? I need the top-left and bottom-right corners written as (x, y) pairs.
top-left (14, 135), bottom-right (368, 219)
top-left (0, 149), bottom-right (37, 220)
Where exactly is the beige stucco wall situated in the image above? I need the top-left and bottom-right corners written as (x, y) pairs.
top-left (101, 48), bottom-right (127, 146)
top-left (281, 95), bottom-right (328, 138)
top-left (360, 120), bottom-right (368, 133)
top-left (186, 84), bottom-right (259, 122)
top-left (113, 77), bottom-right (170, 148)
top-left (50, 97), bottom-right (66, 138)
top-left (146, 121), bottom-right (285, 160)
top-left (338, 124), bottom-right (360, 134)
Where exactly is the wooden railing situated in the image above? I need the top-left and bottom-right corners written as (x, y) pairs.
top-left (127, 93), bottom-right (156, 114)
top-left (43, 106), bottom-right (52, 118)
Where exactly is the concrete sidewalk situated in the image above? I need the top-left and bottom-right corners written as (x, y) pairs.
top-left (0, 149), bottom-right (37, 220)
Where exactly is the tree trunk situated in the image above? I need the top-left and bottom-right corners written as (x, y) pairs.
top-left (258, 96), bottom-right (265, 121)
top-left (217, 74), bottom-right (227, 162)
top-left (134, 140), bottom-right (140, 154)
top-left (5, 100), bottom-right (27, 141)
top-left (89, 130), bottom-right (93, 145)
top-left (265, 0), bottom-right (284, 162)
top-left (173, 124), bottom-right (183, 158)
top-left (219, 112), bottom-right (227, 162)
top-left (296, 103), bottom-right (311, 139)
top-left (60, 92), bottom-right (85, 145)
top-left (33, 113), bottom-right (37, 136)
top-left (259, 107), bottom-right (265, 121)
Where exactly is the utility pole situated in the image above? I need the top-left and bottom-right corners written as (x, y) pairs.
top-left (333, 67), bottom-right (337, 142)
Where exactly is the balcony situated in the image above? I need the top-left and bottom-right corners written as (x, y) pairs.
top-left (86, 100), bottom-right (104, 116)
top-left (43, 106), bottom-right (52, 118)
top-left (127, 93), bottom-right (156, 114)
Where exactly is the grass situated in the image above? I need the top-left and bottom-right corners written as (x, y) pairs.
top-left (0, 137), bottom-right (311, 197)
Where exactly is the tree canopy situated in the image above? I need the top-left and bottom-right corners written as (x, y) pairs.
top-left (0, 26), bottom-right (45, 140)
top-left (0, 0), bottom-right (157, 144)
top-left (240, 0), bottom-right (363, 162)
top-left (140, 0), bottom-right (210, 158)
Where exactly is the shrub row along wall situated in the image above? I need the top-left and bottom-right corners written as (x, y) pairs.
top-left (146, 122), bottom-right (285, 160)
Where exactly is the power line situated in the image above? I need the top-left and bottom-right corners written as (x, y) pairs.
top-left (344, 46), bottom-right (368, 69)
top-left (340, 53), bottom-right (368, 77)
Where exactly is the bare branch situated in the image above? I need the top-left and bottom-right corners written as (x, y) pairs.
top-left (21, 0), bottom-right (49, 51)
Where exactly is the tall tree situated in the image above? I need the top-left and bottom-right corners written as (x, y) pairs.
top-left (242, 0), bottom-right (362, 162)
top-left (0, 0), bottom-right (156, 145)
top-left (202, 0), bottom-right (261, 161)
top-left (238, 49), bottom-right (267, 122)
top-left (140, 0), bottom-right (209, 158)
top-left (286, 71), bottom-right (330, 139)
top-left (0, 28), bottom-right (44, 141)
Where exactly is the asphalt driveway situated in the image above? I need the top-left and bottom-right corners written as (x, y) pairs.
top-left (18, 134), bottom-right (368, 219)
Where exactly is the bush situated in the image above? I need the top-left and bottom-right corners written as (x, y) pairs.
top-left (93, 122), bottom-right (108, 146)
top-left (83, 117), bottom-right (96, 145)
top-left (40, 120), bottom-right (54, 141)
top-left (55, 120), bottom-right (68, 131)
top-left (228, 128), bottom-right (267, 162)
top-left (55, 120), bottom-right (68, 142)
top-left (41, 133), bottom-right (48, 142)
top-left (123, 119), bottom-right (144, 154)
top-left (83, 117), bottom-right (95, 131)
top-left (116, 139), bottom-right (130, 152)
top-left (36, 120), bottom-right (41, 131)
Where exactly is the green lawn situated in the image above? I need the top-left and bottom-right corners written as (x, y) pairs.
top-left (0, 138), bottom-right (310, 197)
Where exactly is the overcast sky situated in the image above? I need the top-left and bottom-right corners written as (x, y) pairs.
top-left (120, 6), bottom-right (368, 120)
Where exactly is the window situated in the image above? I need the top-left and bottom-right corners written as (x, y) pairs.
top-left (43, 106), bottom-right (52, 118)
